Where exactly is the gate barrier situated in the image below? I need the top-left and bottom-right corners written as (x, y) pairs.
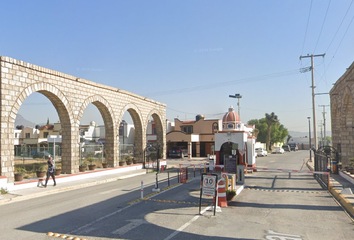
top-left (162, 158), bottom-right (210, 162)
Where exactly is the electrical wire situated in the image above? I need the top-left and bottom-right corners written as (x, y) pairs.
top-left (323, 0), bottom-right (354, 74)
top-left (142, 69), bottom-right (301, 97)
top-left (325, 0), bottom-right (354, 53)
top-left (314, 0), bottom-right (332, 53)
top-left (301, 0), bottom-right (313, 55)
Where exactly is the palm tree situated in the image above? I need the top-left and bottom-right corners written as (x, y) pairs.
top-left (265, 112), bottom-right (278, 151)
top-left (287, 135), bottom-right (292, 144)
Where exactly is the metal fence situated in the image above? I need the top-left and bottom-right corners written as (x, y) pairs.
top-left (14, 145), bottom-right (62, 176)
top-left (119, 143), bottom-right (135, 161)
top-left (314, 151), bottom-right (330, 189)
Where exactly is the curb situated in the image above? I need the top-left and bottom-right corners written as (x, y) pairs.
top-left (330, 187), bottom-right (354, 219)
top-left (306, 159), bottom-right (354, 219)
top-left (0, 172), bottom-right (146, 206)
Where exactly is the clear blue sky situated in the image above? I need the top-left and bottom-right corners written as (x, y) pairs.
top-left (2, 0), bottom-right (354, 134)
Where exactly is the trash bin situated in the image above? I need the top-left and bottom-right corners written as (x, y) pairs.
top-left (332, 161), bottom-right (338, 174)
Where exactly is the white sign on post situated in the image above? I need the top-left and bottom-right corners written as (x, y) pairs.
top-left (199, 173), bottom-right (218, 216)
top-left (202, 175), bottom-right (217, 196)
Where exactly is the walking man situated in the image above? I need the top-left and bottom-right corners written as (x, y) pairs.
top-left (44, 155), bottom-right (56, 187)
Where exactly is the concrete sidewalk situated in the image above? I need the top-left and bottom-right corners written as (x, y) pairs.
top-left (0, 164), bottom-right (147, 205)
top-left (306, 159), bottom-right (354, 218)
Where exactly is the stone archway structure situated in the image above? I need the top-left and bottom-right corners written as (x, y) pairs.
top-left (0, 56), bottom-right (166, 183)
top-left (330, 61), bottom-right (354, 167)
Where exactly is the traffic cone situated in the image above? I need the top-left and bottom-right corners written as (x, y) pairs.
top-left (217, 179), bottom-right (227, 207)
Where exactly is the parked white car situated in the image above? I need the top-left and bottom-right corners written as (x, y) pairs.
top-left (272, 147), bottom-right (284, 154)
top-left (255, 148), bottom-right (268, 157)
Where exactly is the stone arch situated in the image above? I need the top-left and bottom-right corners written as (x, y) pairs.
top-left (0, 56), bottom-right (166, 183)
top-left (340, 88), bottom-right (354, 129)
top-left (119, 103), bottom-right (144, 162)
top-left (146, 109), bottom-right (166, 158)
top-left (331, 99), bottom-right (340, 140)
top-left (339, 87), bottom-right (354, 164)
top-left (78, 95), bottom-right (116, 165)
top-left (9, 83), bottom-right (75, 177)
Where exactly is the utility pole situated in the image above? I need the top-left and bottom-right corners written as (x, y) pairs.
top-left (319, 104), bottom-right (329, 147)
top-left (299, 53), bottom-right (325, 150)
top-left (318, 120), bottom-right (323, 148)
top-left (308, 117), bottom-right (312, 161)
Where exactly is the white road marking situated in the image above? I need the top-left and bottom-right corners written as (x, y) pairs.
top-left (69, 204), bottom-right (133, 234)
top-left (111, 219), bottom-right (147, 235)
top-left (266, 230), bottom-right (302, 240)
top-left (163, 206), bottom-right (212, 240)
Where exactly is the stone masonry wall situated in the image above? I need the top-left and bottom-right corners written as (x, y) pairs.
top-left (0, 56), bottom-right (166, 183)
top-left (330, 61), bottom-right (354, 166)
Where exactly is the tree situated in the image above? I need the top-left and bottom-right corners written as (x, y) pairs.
top-left (265, 112), bottom-right (278, 151)
top-left (270, 123), bottom-right (288, 147)
top-left (287, 135), bottom-right (292, 144)
top-left (46, 118), bottom-right (50, 125)
top-left (248, 113), bottom-right (288, 150)
top-left (248, 118), bottom-right (267, 143)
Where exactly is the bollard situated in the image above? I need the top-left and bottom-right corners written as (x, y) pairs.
top-left (141, 180), bottom-right (144, 199)
top-left (152, 172), bottom-right (160, 192)
top-left (156, 172), bottom-right (159, 189)
top-left (231, 176), bottom-right (235, 190)
top-left (194, 165), bottom-right (196, 178)
top-left (226, 176), bottom-right (229, 190)
top-left (288, 172), bottom-right (291, 179)
top-left (168, 172), bottom-right (170, 187)
top-left (177, 168), bottom-right (180, 183)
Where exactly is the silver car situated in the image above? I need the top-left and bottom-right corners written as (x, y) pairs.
top-left (255, 148), bottom-right (268, 157)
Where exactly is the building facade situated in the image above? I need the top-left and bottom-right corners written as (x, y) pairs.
top-left (330, 61), bottom-right (354, 167)
top-left (166, 115), bottom-right (221, 158)
top-left (214, 106), bottom-right (256, 168)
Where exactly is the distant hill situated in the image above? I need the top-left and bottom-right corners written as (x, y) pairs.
top-left (15, 114), bottom-right (36, 128)
top-left (289, 131), bottom-right (331, 138)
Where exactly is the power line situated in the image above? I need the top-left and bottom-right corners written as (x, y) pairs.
top-left (323, 0), bottom-right (354, 74)
top-left (142, 69), bottom-right (301, 97)
top-left (301, 0), bottom-right (313, 54)
top-left (325, 0), bottom-right (354, 53)
top-left (314, 0), bottom-right (332, 53)
top-left (242, 107), bottom-right (311, 113)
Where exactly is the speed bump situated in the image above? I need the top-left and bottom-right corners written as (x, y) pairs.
top-left (46, 232), bottom-right (92, 240)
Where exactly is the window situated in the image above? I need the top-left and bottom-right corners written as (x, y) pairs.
top-left (25, 133), bottom-right (30, 138)
top-left (228, 124), bottom-right (234, 129)
top-left (153, 127), bottom-right (157, 135)
top-left (212, 122), bottom-right (218, 131)
top-left (181, 125), bottom-right (193, 134)
top-left (44, 132), bottom-right (49, 138)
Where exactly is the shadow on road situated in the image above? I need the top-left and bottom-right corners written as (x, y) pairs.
top-left (228, 201), bottom-right (341, 211)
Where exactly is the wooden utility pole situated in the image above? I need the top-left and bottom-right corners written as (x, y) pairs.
top-left (299, 54), bottom-right (325, 150)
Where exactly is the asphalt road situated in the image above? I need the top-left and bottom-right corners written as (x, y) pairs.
top-left (1, 151), bottom-right (354, 240)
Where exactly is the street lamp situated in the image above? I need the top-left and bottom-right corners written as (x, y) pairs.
top-left (120, 120), bottom-right (126, 146)
top-left (229, 94), bottom-right (242, 117)
top-left (308, 117), bottom-right (312, 162)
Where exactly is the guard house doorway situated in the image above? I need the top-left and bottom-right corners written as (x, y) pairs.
top-left (219, 142), bottom-right (239, 165)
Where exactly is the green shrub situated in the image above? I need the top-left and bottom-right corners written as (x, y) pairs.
top-left (0, 187), bottom-right (8, 194)
top-left (15, 167), bottom-right (27, 174)
top-left (226, 189), bottom-right (236, 197)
